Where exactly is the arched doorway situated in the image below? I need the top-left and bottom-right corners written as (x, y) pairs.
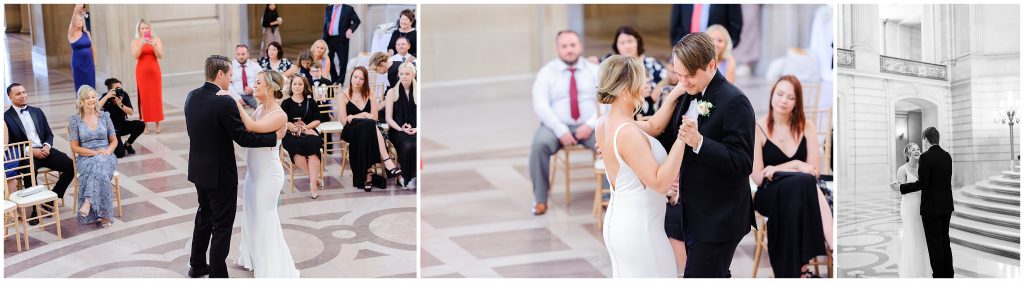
top-left (888, 95), bottom-right (944, 179)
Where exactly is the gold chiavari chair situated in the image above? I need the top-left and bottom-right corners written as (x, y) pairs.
top-left (315, 84), bottom-right (349, 184)
top-left (4, 141), bottom-right (62, 250)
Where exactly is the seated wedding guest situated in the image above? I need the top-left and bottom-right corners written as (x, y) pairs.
top-left (230, 44), bottom-right (261, 108)
top-left (388, 36), bottom-right (415, 89)
top-left (68, 86), bottom-right (118, 228)
top-left (528, 30), bottom-right (600, 215)
top-left (311, 39), bottom-right (332, 85)
top-left (592, 26), bottom-right (665, 117)
top-left (259, 41), bottom-right (298, 77)
top-left (385, 62), bottom-right (417, 188)
top-left (281, 74), bottom-right (324, 199)
top-left (5, 83), bottom-right (76, 225)
top-left (297, 50), bottom-right (315, 84)
top-left (751, 75), bottom-right (832, 278)
top-left (309, 64), bottom-right (336, 153)
top-left (386, 9), bottom-right (417, 57)
top-left (707, 24), bottom-right (736, 82)
top-left (101, 78), bottom-right (145, 158)
top-left (338, 66), bottom-right (401, 191)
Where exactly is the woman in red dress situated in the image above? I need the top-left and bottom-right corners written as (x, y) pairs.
top-left (131, 19), bottom-right (164, 133)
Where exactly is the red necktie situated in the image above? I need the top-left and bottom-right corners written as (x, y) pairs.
top-left (690, 5), bottom-right (703, 33)
top-left (241, 63), bottom-right (248, 88)
top-left (568, 67), bottom-right (580, 120)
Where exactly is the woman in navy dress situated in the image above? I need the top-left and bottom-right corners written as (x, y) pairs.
top-left (68, 6), bottom-right (96, 93)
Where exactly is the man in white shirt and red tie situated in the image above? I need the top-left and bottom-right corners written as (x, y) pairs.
top-left (528, 30), bottom-right (602, 215)
top-left (228, 44), bottom-right (261, 108)
top-left (322, 4), bottom-right (361, 84)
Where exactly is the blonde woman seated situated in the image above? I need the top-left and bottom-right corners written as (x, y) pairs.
top-left (385, 62), bottom-right (417, 187)
top-left (68, 86), bottom-right (118, 228)
top-left (338, 66), bottom-right (401, 191)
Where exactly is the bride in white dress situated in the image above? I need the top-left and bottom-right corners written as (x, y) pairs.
top-left (896, 143), bottom-right (931, 278)
top-left (230, 70), bottom-right (300, 278)
top-left (595, 55), bottom-right (688, 278)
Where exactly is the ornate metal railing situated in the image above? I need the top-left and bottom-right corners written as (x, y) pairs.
top-left (879, 55), bottom-right (947, 81)
top-left (837, 48), bottom-right (855, 68)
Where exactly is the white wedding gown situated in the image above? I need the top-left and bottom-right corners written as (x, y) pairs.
top-left (898, 166), bottom-right (931, 278)
top-left (602, 123), bottom-right (677, 278)
top-left (235, 108), bottom-right (300, 278)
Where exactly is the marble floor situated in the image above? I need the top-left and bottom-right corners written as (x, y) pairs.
top-left (836, 184), bottom-right (1020, 278)
top-left (2, 32), bottom-right (417, 278)
top-left (420, 71), bottom-right (828, 277)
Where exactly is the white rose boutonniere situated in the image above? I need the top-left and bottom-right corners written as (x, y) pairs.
top-left (696, 100), bottom-right (714, 117)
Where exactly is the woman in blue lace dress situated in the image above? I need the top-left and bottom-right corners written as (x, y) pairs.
top-left (68, 86), bottom-right (118, 228)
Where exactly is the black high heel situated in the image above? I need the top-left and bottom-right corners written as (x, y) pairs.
top-left (383, 158), bottom-right (402, 177)
top-left (364, 172), bottom-right (373, 192)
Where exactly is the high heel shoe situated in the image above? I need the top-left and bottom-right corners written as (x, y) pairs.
top-left (364, 172), bottom-right (373, 192)
top-left (78, 200), bottom-right (91, 217)
top-left (383, 158), bottom-right (402, 177)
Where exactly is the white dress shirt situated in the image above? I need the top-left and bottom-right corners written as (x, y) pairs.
top-left (683, 83), bottom-right (709, 153)
top-left (12, 105), bottom-right (47, 148)
top-left (229, 59), bottom-right (261, 100)
top-left (532, 59), bottom-right (602, 137)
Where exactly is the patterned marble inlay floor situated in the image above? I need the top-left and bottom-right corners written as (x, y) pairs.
top-left (419, 75), bottom-right (806, 277)
top-left (2, 33), bottom-right (416, 278)
top-left (837, 185), bottom-right (1020, 278)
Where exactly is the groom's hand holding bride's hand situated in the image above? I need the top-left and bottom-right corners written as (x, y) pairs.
top-left (679, 117), bottom-right (702, 148)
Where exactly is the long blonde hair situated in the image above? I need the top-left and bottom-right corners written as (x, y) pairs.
top-left (597, 55), bottom-right (645, 116)
top-left (75, 85), bottom-right (100, 118)
top-left (707, 24), bottom-right (733, 62)
top-left (135, 18), bottom-right (152, 39)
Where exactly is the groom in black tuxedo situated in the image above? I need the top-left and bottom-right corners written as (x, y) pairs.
top-left (892, 127), bottom-right (954, 278)
top-left (184, 55), bottom-right (280, 278)
top-left (659, 32), bottom-right (755, 278)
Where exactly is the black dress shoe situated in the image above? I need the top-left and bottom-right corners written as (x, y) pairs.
top-left (188, 266), bottom-right (209, 278)
top-left (125, 145), bottom-right (136, 155)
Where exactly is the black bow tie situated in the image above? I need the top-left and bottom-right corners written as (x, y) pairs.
top-left (684, 92), bottom-right (704, 103)
top-left (19, 108), bottom-right (28, 114)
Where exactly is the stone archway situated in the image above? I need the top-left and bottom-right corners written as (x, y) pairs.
top-left (886, 82), bottom-right (949, 179)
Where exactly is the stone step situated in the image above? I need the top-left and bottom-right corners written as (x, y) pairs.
top-left (954, 194), bottom-right (1020, 216)
top-left (989, 175), bottom-right (1020, 187)
top-left (950, 228), bottom-right (1020, 260)
top-left (960, 185), bottom-right (1020, 205)
top-left (950, 216), bottom-right (1019, 243)
top-left (975, 181), bottom-right (1020, 196)
top-left (953, 208), bottom-right (1020, 229)
top-left (1003, 170), bottom-right (1020, 179)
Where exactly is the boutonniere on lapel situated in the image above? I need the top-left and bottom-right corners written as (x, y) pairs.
top-left (696, 100), bottom-right (714, 117)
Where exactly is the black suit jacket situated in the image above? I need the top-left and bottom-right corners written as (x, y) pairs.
top-left (184, 82), bottom-right (277, 188)
top-left (660, 71), bottom-right (755, 243)
top-left (322, 4), bottom-right (361, 40)
top-left (901, 145), bottom-right (954, 215)
top-left (670, 4), bottom-right (743, 48)
top-left (5, 106), bottom-right (54, 148)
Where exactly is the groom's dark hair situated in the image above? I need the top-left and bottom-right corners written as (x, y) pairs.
top-left (923, 127), bottom-right (940, 145)
top-left (672, 32), bottom-right (717, 75)
top-left (205, 55), bottom-right (232, 81)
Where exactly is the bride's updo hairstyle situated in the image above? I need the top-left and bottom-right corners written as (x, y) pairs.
top-left (597, 55), bottom-right (646, 115)
top-left (258, 69), bottom-right (286, 99)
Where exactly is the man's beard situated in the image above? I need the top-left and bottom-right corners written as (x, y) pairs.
top-left (560, 55), bottom-right (579, 66)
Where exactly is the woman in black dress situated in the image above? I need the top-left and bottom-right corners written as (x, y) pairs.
top-left (339, 66), bottom-right (401, 191)
top-left (281, 74), bottom-right (324, 198)
top-left (385, 62), bottom-right (417, 188)
top-left (751, 75), bottom-right (833, 278)
top-left (386, 9), bottom-right (416, 57)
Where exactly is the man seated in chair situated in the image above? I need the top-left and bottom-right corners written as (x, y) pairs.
top-left (4, 83), bottom-right (75, 225)
top-left (528, 30), bottom-right (602, 216)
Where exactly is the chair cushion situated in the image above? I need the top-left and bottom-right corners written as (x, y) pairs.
top-left (318, 121), bottom-right (344, 132)
top-left (9, 186), bottom-right (58, 206)
top-left (4, 200), bottom-right (15, 212)
top-left (594, 159), bottom-right (605, 171)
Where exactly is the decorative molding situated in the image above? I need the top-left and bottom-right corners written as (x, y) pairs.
top-left (880, 55), bottom-right (948, 81)
top-left (837, 48), bottom-right (855, 68)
